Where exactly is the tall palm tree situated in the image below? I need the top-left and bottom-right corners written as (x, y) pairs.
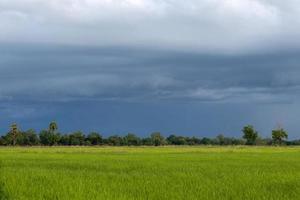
top-left (10, 123), bottom-right (19, 146)
top-left (49, 121), bottom-right (58, 134)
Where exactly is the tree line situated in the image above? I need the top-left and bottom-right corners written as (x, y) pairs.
top-left (0, 122), bottom-right (298, 146)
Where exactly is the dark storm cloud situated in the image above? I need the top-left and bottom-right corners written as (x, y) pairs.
top-left (1, 44), bottom-right (300, 104)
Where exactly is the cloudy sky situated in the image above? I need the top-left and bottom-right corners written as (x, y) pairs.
top-left (1, 0), bottom-right (300, 138)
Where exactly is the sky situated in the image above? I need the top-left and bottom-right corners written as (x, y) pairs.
top-left (1, 0), bottom-right (300, 138)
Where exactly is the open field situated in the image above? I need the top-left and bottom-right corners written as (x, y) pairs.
top-left (1, 146), bottom-right (300, 200)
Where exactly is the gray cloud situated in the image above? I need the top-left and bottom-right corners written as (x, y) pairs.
top-left (0, 44), bottom-right (300, 103)
top-left (1, 0), bottom-right (300, 53)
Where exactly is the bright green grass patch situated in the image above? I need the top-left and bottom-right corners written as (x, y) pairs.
top-left (0, 146), bottom-right (300, 200)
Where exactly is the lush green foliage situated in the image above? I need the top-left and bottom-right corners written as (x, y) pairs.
top-left (0, 147), bottom-right (300, 200)
top-left (272, 128), bottom-right (288, 145)
top-left (242, 125), bottom-right (258, 145)
top-left (0, 123), bottom-right (293, 146)
top-left (150, 132), bottom-right (165, 146)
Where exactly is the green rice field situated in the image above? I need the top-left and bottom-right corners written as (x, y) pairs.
top-left (0, 146), bottom-right (300, 200)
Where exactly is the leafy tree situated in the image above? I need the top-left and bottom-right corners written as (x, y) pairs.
top-left (107, 135), bottom-right (123, 146)
top-left (59, 134), bottom-right (70, 145)
top-left (272, 127), bottom-right (288, 145)
top-left (177, 137), bottom-right (187, 145)
top-left (21, 129), bottom-right (39, 145)
top-left (287, 140), bottom-right (300, 146)
top-left (150, 132), bottom-right (165, 146)
top-left (10, 123), bottom-right (20, 146)
top-left (215, 135), bottom-right (237, 145)
top-left (216, 134), bottom-right (225, 145)
top-left (69, 131), bottom-right (85, 145)
top-left (167, 135), bottom-right (187, 145)
top-left (141, 137), bottom-right (153, 145)
top-left (231, 138), bottom-right (245, 145)
top-left (242, 125), bottom-right (258, 145)
top-left (39, 130), bottom-right (60, 146)
top-left (0, 136), bottom-right (7, 145)
top-left (123, 133), bottom-right (141, 146)
top-left (86, 132), bottom-right (102, 145)
top-left (166, 134), bottom-right (176, 145)
top-left (102, 138), bottom-right (108, 145)
top-left (255, 137), bottom-right (272, 146)
top-left (1, 124), bottom-right (22, 145)
top-left (39, 122), bottom-right (60, 146)
top-left (223, 138), bottom-right (234, 145)
top-left (200, 137), bottom-right (213, 145)
top-left (199, 137), bottom-right (242, 145)
top-left (186, 136), bottom-right (201, 145)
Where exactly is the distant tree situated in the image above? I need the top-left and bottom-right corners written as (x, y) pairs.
top-left (0, 136), bottom-right (5, 145)
top-left (286, 140), bottom-right (300, 146)
top-left (141, 137), bottom-right (153, 146)
top-left (264, 138), bottom-right (273, 146)
top-left (1, 123), bottom-right (22, 145)
top-left (200, 137), bottom-right (213, 145)
top-left (49, 121), bottom-right (58, 134)
top-left (107, 135), bottom-right (123, 146)
top-left (39, 130), bottom-right (60, 146)
top-left (254, 137), bottom-right (271, 146)
top-left (86, 132), bottom-right (102, 145)
top-left (210, 138), bottom-right (219, 145)
top-left (215, 135), bottom-right (238, 145)
top-left (167, 135), bottom-right (187, 145)
top-left (216, 135), bottom-right (235, 145)
top-left (59, 134), bottom-right (70, 145)
top-left (231, 138), bottom-right (245, 145)
top-left (216, 134), bottom-right (226, 145)
top-left (150, 132), bottom-right (165, 146)
top-left (2, 122), bottom-right (298, 147)
top-left (123, 133), bottom-right (141, 146)
top-left (0, 134), bottom-right (10, 145)
top-left (224, 137), bottom-right (235, 145)
top-left (69, 131), bottom-right (85, 145)
top-left (21, 129), bottom-right (39, 146)
top-left (39, 130), bottom-right (50, 145)
top-left (102, 138), bottom-right (108, 145)
top-left (185, 136), bottom-right (201, 145)
top-left (272, 127), bottom-right (288, 145)
top-left (242, 125), bottom-right (258, 145)
top-left (166, 135), bottom-right (176, 145)
top-left (10, 123), bottom-right (20, 146)
top-left (177, 136), bottom-right (187, 145)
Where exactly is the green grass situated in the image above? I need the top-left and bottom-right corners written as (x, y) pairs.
top-left (1, 146), bottom-right (300, 200)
